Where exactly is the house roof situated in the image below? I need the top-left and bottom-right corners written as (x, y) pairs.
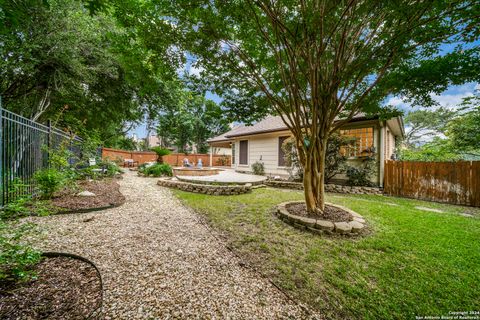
top-left (208, 114), bottom-right (404, 143)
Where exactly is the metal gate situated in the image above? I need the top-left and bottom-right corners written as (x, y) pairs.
top-left (0, 104), bottom-right (82, 207)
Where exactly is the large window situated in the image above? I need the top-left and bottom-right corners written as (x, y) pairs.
top-left (239, 140), bottom-right (248, 165)
top-left (278, 136), bottom-right (289, 166)
top-left (340, 127), bottom-right (374, 157)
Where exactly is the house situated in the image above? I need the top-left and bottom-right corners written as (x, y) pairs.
top-left (207, 114), bottom-right (404, 186)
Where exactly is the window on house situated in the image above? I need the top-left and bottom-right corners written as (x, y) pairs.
top-left (239, 140), bottom-right (248, 165)
top-left (278, 136), bottom-right (289, 166)
top-left (231, 143), bottom-right (235, 164)
top-left (340, 127), bottom-right (374, 157)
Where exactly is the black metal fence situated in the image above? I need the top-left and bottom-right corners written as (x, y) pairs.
top-left (0, 105), bottom-right (82, 207)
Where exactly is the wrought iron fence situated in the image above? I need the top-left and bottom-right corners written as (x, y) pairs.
top-left (0, 103), bottom-right (82, 207)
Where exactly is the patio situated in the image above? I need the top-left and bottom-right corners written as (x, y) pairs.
top-left (176, 168), bottom-right (268, 185)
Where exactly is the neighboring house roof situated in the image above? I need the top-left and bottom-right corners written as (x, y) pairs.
top-left (208, 114), bottom-right (404, 143)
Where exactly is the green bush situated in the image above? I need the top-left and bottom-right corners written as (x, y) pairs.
top-left (346, 156), bottom-right (377, 186)
top-left (251, 161), bottom-right (265, 176)
top-left (99, 160), bottom-right (121, 177)
top-left (0, 221), bottom-right (42, 283)
top-left (143, 163), bottom-right (172, 177)
top-left (34, 168), bottom-right (64, 199)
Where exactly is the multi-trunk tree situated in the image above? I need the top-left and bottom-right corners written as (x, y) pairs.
top-left (145, 0), bottom-right (479, 215)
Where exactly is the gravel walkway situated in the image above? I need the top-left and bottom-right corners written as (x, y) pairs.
top-left (31, 171), bottom-right (319, 319)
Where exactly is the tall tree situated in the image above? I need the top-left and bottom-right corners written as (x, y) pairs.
top-left (135, 0), bottom-right (480, 214)
top-left (404, 107), bottom-right (458, 146)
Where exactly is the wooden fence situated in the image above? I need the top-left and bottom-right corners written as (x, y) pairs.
top-left (384, 160), bottom-right (480, 207)
top-left (101, 147), bottom-right (231, 167)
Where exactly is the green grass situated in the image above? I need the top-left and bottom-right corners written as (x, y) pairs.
top-left (173, 188), bottom-right (480, 319)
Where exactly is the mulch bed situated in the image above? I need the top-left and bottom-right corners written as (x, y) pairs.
top-left (0, 256), bottom-right (102, 319)
top-left (52, 179), bottom-right (125, 212)
top-left (286, 202), bottom-right (353, 222)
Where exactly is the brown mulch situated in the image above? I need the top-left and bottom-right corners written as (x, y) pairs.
top-left (286, 202), bottom-right (353, 222)
top-left (52, 179), bottom-right (125, 211)
top-left (0, 256), bottom-right (102, 320)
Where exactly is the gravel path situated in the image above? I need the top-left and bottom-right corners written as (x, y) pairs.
top-left (31, 171), bottom-right (319, 319)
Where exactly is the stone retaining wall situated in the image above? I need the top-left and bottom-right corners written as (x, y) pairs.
top-left (265, 180), bottom-right (383, 195)
top-left (157, 178), bottom-right (251, 195)
top-left (276, 201), bottom-right (366, 235)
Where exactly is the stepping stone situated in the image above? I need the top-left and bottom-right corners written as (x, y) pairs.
top-left (415, 206), bottom-right (444, 213)
top-left (459, 212), bottom-right (474, 218)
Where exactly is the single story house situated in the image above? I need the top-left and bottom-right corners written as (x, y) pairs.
top-left (208, 114), bottom-right (404, 186)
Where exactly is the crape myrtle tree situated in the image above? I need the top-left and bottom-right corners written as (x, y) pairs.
top-left (94, 0), bottom-right (480, 214)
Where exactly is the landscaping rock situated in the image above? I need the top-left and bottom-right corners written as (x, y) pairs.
top-left (348, 220), bottom-right (365, 233)
top-left (77, 191), bottom-right (96, 197)
top-left (353, 217), bottom-right (366, 224)
top-left (315, 219), bottom-right (335, 231)
top-left (334, 222), bottom-right (352, 234)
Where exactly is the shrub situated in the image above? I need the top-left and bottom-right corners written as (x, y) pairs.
top-left (34, 168), bottom-right (64, 199)
top-left (0, 221), bottom-right (42, 283)
top-left (150, 147), bottom-right (171, 163)
top-left (346, 156), bottom-right (377, 186)
top-left (251, 161), bottom-right (265, 176)
top-left (99, 160), bottom-right (121, 177)
top-left (143, 163), bottom-right (172, 177)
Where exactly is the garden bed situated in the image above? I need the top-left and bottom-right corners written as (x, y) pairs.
top-left (0, 254), bottom-right (102, 319)
top-left (277, 201), bottom-right (365, 235)
top-left (52, 179), bottom-right (125, 213)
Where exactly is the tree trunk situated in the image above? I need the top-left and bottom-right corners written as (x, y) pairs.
top-left (302, 137), bottom-right (328, 215)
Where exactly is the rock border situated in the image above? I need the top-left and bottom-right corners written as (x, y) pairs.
top-left (266, 180), bottom-right (382, 195)
top-left (276, 201), bottom-right (366, 235)
top-left (176, 176), bottom-right (265, 186)
top-left (158, 178), bottom-right (252, 195)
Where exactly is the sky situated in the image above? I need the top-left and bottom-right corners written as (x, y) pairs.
top-left (129, 42), bottom-right (479, 139)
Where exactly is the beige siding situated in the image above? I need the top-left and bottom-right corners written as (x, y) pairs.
top-left (233, 131), bottom-right (290, 176)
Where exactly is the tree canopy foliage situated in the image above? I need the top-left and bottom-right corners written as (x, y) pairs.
top-left (125, 0), bottom-right (480, 213)
top-left (401, 92), bottom-right (480, 160)
top-left (0, 0), bottom-right (185, 145)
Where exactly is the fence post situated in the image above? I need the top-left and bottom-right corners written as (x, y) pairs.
top-left (46, 120), bottom-right (52, 166)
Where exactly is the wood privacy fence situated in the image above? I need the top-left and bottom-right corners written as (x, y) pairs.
top-left (384, 160), bottom-right (480, 207)
top-left (101, 148), bottom-right (231, 167)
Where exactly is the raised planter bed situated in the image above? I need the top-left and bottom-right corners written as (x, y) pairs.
top-left (266, 180), bottom-right (383, 195)
top-left (276, 201), bottom-right (366, 235)
top-left (173, 167), bottom-right (222, 176)
top-left (52, 179), bottom-right (125, 213)
top-left (158, 178), bottom-right (251, 195)
top-left (0, 252), bottom-right (103, 319)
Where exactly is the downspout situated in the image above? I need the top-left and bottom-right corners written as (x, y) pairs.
top-left (378, 121), bottom-right (385, 187)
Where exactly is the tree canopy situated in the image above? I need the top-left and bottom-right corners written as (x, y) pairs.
top-left (126, 0), bottom-right (480, 213)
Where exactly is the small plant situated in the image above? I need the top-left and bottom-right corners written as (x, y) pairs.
top-left (0, 221), bottom-right (42, 283)
top-left (34, 168), bottom-right (64, 199)
top-left (150, 147), bottom-right (171, 163)
top-left (251, 161), bottom-right (265, 176)
top-left (143, 163), bottom-right (173, 177)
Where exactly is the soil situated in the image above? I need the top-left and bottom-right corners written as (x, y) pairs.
top-left (52, 179), bottom-right (125, 212)
top-left (286, 202), bottom-right (353, 222)
top-left (0, 256), bottom-right (102, 320)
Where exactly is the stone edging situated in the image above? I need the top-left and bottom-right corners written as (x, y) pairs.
top-left (157, 178), bottom-right (251, 195)
top-left (266, 180), bottom-right (382, 195)
top-left (276, 201), bottom-right (366, 235)
top-left (176, 176), bottom-right (265, 186)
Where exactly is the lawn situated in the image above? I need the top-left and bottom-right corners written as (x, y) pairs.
top-left (173, 188), bottom-right (480, 320)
